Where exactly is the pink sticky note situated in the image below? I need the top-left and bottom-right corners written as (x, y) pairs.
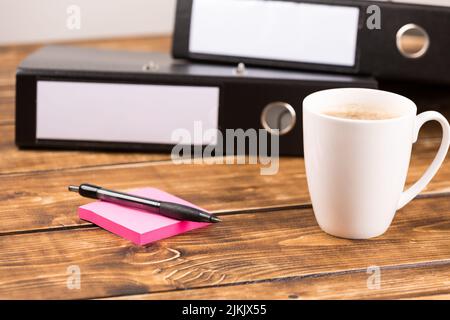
top-left (78, 188), bottom-right (210, 245)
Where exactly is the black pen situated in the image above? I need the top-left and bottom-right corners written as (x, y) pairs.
top-left (68, 183), bottom-right (221, 223)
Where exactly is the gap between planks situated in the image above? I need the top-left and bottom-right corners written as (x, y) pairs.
top-left (0, 155), bottom-right (271, 177)
top-left (0, 191), bottom-right (448, 238)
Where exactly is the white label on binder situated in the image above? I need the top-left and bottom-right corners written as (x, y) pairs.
top-left (189, 0), bottom-right (360, 67)
top-left (36, 81), bottom-right (220, 145)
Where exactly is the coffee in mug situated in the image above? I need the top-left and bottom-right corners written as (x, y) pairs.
top-left (322, 104), bottom-right (399, 120)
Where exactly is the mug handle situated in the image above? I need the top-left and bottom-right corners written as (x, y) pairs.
top-left (398, 111), bottom-right (450, 209)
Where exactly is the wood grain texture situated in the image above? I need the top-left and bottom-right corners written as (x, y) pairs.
top-left (0, 134), bottom-right (448, 235)
top-left (115, 263), bottom-right (450, 300)
top-left (0, 90), bottom-right (14, 125)
top-left (407, 293), bottom-right (450, 300)
top-left (0, 196), bottom-right (448, 299)
top-left (0, 158), bottom-right (308, 234)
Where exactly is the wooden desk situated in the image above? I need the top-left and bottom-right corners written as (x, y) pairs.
top-left (0, 37), bottom-right (449, 300)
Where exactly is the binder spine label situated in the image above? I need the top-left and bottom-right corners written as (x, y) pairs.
top-left (36, 81), bottom-right (220, 145)
top-left (189, 0), bottom-right (359, 67)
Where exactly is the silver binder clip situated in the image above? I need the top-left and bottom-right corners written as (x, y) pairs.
top-left (233, 62), bottom-right (247, 76)
top-left (142, 61), bottom-right (159, 71)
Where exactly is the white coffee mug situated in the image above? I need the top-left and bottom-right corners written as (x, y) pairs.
top-left (303, 88), bottom-right (450, 239)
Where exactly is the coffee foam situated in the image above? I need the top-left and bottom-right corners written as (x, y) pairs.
top-left (322, 104), bottom-right (399, 120)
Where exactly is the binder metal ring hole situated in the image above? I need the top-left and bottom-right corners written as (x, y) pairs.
top-left (261, 102), bottom-right (296, 136)
top-left (396, 24), bottom-right (430, 59)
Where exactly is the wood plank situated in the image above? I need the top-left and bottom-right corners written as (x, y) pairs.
top-left (0, 159), bottom-right (307, 234)
top-left (0, 196), bottom-right (448, 299)
top-left (113, 263), bottom-right (450, 300)
top-left (0, 133), bottom-right (448, 234)
top-left (0, 124), bottom-right (170, 174)
top-left (0, 91), bottom-right (14, 125)
top-left (407, 293), bottom-right (450, 300)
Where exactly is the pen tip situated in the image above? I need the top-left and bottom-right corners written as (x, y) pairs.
top-left (68, 185), bottom-right (79, 192)
top-left (210, 215), bottom-right (222, 223)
